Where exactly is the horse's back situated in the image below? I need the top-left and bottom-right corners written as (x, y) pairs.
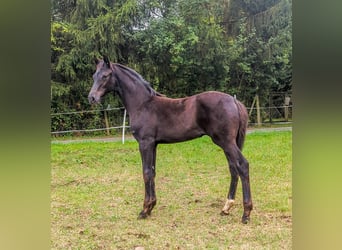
top-left (196, 90), bottom-right (233, 102)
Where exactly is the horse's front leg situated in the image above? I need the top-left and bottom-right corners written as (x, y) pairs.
top-left (138, 140), bottom-right (157, 219)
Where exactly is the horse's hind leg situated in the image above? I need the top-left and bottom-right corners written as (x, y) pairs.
top-left (221, 163), bottom-right (239, 216)
top-left (222, 142), bottom-right (253, 223)
top-left (228, 144), bottom-right (252, 223)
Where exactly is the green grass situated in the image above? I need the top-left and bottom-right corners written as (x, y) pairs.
top-left (51, 131), bottom-right (292, 249)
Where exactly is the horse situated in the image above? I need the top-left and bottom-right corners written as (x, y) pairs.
top-left (88, 56), bottom-right (253, 223)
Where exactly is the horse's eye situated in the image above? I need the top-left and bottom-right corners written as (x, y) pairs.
top-left (102, 74), bottom-right (109, 80)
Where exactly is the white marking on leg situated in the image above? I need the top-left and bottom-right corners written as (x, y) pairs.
top-left (221, 199), bottom-right (235, 215)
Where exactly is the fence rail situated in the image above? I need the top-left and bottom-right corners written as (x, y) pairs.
top-left (50, 126), bottom-right (127, 135)
top-left (51, 107), bottom-right (126, 137)
top-left (51, 107), bottom-right (125, 116)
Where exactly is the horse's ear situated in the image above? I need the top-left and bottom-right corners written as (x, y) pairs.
top-left (94, 56), bottom-right (100, 65)
top-left (103, 55), bottom-right (111, 68)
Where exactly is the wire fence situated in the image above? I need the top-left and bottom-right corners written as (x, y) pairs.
top-left (51, 107), bottom-right (124, 133)
top-left (247, 105), bottom-right (293, 125)
top-left (50, 104), bottom-right (292, 137)
top-left (51, 106), bottom-right (127, 137)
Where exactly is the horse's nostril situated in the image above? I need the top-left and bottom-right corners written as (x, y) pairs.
top-left (88, 95), bottom-right (95, 104)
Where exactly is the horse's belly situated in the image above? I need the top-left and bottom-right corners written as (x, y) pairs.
top-left (157, 123), bottom-right (204, 143)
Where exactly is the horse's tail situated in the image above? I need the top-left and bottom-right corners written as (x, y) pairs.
top-left (235, 100), bottom-right (248, 150)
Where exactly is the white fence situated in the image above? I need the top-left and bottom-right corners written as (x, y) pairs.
top-left (51, 106), bottom-right (130, 143)
top-left (51, 108), bottom-right (127, 134)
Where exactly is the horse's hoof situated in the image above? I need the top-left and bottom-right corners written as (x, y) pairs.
top-left (241, 216), bottom-right (250, 224)
top-left (138, 211), bottom-right (148, 219)
top-left (220, 211), bottom-right (230, 216)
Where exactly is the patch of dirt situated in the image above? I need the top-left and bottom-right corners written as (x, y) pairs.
top-left (127, 232), bottom-right (150, 239)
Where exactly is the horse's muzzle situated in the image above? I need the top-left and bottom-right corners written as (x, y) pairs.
top-left (88, 94), bottom-right (99, 104)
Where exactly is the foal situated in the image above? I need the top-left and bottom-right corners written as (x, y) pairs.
top-left (88, 56), bottom-right (253, 223)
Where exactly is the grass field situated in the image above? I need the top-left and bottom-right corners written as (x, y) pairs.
top-left (51, 130), bottom-right (292, 249)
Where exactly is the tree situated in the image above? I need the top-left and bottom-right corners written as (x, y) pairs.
top-left (50, 0), bottom-right (292, 131)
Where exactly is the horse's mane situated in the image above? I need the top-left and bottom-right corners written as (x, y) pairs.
top-left (114, 63), bottom-right (164, 97)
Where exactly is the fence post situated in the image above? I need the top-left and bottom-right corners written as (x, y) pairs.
top-left (256, 94), bottom-right (261, 126)
top-left (284, 96), bottom-right (290, 122)
top-left (269, 95), bottom-right (272, 124)
top-left (122, 109), bottom-right (127, 144)
top-left (249, 95), bottom-right (256, 117)
top-left (104, 109), bottom-right (110, 135)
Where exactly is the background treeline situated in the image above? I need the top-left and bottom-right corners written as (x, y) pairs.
top-left (51, 0), bottom-right (292, 133)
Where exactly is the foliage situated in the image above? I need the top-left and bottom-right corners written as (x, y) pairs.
top-left (51, 0), bottom-right (292, 129)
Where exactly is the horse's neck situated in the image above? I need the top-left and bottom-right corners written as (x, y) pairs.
top-left (116, 73), bottom-right (151, 115)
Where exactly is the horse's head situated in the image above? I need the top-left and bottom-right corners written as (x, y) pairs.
top-left (88, 55), bottom-right (116, 104)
